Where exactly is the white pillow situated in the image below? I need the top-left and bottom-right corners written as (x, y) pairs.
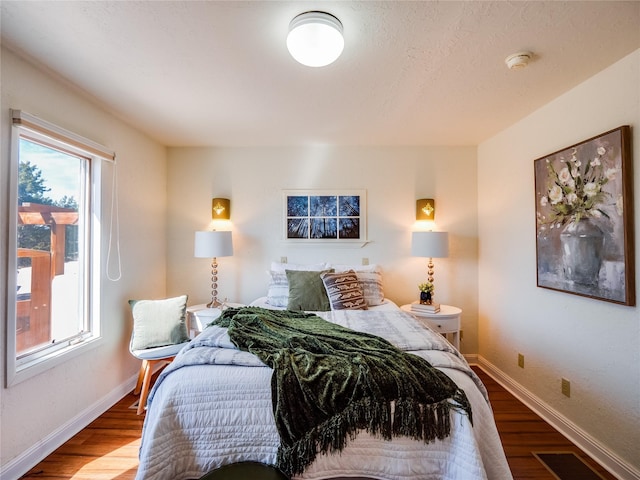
top-left (129, 295), bottom-right (190, 350)
top-left (356, 270), bottom-right (385, 306)
top-left (270, 262), bottom-right (328, 272)
top-left (266, 263), bottom-right (329, 307)
top-left (331, 263), bottom-right (380, 273)
top-left (266, 270), bottom-right (289, 307)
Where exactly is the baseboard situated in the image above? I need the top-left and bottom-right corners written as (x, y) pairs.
top-left (475, 356), bottom-right (640, 480)
top-left (0, 374), bottom-right (138, 480)
top-left (463, 353), bottom-right (478, 365)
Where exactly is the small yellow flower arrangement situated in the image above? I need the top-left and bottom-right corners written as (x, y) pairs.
top-left (418, 282), bottom-right (434, 294)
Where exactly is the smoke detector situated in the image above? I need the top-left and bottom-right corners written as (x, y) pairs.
top-left (505, 51), bottom-right (533, 70)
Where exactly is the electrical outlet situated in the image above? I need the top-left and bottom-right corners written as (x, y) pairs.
top-left (561, 378), bottom-right (571, 397)
top-left (362, 257), bottom-right (369, 265)
top-left (518, 353), bottom-right (525, 368)
top-left (280, 256), bottom-right (287, 263)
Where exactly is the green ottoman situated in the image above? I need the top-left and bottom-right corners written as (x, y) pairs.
top-left (198, 462), bottom-right (289, 480)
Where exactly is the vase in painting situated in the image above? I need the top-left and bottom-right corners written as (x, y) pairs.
top-left (560, 219), bottom-right (605, 285)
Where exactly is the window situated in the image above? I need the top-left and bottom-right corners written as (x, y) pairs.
top-left (6, 110), bottom-right (114, 386)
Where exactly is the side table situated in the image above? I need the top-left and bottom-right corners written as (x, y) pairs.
top-left (187, 303), bottom-right (243, 338)
top-left (400, 303), bottom-right (462, 350)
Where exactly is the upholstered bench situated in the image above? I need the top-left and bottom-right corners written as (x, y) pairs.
top-left (198, 462), bottom-right (289, 480)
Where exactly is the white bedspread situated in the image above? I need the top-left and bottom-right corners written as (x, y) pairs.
top-left (136, 308), bottom-right (513, 480)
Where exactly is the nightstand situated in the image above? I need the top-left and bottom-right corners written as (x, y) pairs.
top-left (400, 304), bottom-right (462, 350)
top-left (187, 303), bottom-right (243, 337)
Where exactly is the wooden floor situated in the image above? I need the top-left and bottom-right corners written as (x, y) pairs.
top-left (474, 368), bottom-right (615, 480)
top-left (19, 366), bottom-right (617, 480)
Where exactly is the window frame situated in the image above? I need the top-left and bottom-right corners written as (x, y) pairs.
top-left (6, 110), bottom-right (113, 387)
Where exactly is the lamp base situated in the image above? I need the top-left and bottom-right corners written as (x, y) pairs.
top-left (206, 298), bottom-right (224, 309)
top-left (206, 257), bottom-right (223, 309)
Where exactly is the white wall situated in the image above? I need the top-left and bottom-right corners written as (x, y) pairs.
top-left (0, 47), bottom-right (167, 472)
top-left (478, 49), bottom-right (640, 473)
top-left (166, 145), bottom-right (479, 349)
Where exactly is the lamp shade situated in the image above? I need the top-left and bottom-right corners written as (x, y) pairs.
top-left (411, 231), bottom-right (449, 258)
top-left (287, 11), bottom-right (344, 67)
top-left (194, 231), bottom-right (233, 258)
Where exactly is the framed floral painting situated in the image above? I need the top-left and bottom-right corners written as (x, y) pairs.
top-left (534, 126), bottom-right (634, 305)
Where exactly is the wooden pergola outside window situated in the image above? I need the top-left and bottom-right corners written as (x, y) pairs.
top-left (16, 202), bottom-right (79, 353)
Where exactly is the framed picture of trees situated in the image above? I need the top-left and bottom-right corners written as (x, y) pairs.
top-left (283, 190), bottom-right (367, 245)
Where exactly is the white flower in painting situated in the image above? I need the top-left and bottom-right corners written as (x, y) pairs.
top-left (549, 185), bottom-right (563, 204)
top-left (558, 167), bottom-right (572, 185)
top-left (584, 182), bottom-right (599, 197)
top-left (616, 195), bottom-right (623, 216)
top-left (540, 141), bottom-right (617, 229)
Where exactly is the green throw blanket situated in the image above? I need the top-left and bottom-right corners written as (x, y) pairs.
top-left (214, 307), bottom-right (472, 476)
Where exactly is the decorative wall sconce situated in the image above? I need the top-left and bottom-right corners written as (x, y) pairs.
top-left (212, 198), bottom-right (230, 220)
top-left (416, 199), bottom-right (435, 221)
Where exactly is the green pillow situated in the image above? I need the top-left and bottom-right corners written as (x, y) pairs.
top-left (129, 295), bottom-right (190, 350)
top-left (286, 269), bottom-right (334, 311)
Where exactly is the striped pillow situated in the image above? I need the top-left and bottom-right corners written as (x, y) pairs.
top-left (355, 270), bottom-right (385, 306)
top-left (321, 270), bottom-right (368, 311)
top-left (266, 270), bottom-right (289, 307)
top-left (330, 264), bottom-right (385, 306)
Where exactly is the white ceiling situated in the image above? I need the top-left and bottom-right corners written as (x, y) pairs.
top-left (1, 1), bottom-right (639, 147)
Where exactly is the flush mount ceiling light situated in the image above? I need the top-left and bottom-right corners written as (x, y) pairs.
top-left (505, 51), bottom-right (533, 70)
top-left (287, 11), bottom-right (344, 67)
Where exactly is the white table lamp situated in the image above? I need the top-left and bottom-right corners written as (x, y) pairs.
top-left (411, 231), bottom-right (449, 293)
top-left (194, 230), bottom-right (233, 308)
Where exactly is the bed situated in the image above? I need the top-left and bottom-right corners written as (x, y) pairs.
top-left (135, 266), bottom-right (513, 480)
